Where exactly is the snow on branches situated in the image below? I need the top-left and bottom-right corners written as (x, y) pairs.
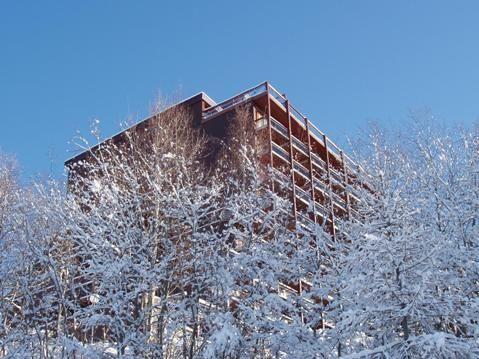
top-left (0, 111), bottom-right (477, 358)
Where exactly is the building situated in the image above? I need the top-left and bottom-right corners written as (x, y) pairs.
top-left (66, 81), bottom-right (360, 237)
top-left (60, 81), bottom-right (366, 349)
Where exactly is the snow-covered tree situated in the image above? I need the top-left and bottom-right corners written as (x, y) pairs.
top-left (0, 152), bottom-right (79, 357)
top-left (332, 122), bottom-right (479, 358)
top-left (197, 105), bottom-right (326, 359)
top-left (2, 101), bottom-right (478, 359)
top-left (65, 104), bottom-right (223, 357)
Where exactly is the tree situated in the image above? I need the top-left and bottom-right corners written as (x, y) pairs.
top-left (332, 122), bottom-right (479, 358)
top-left (0, 152), bottom-right (80, 358)
top-left (4, 97), bottom-right (477, 358)
top-left (65, 102), bottom-right (327, 358)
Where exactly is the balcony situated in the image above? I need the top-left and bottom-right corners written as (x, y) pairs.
top-left (201, 81), bottom-right (359, 172)
top-left (291, 135), bottom-right (309, 156)
top-left (272, 168), bottom-right (291, 189)
top-left (295, 185), bottom-right (311, 205)
top-left (203, 82), bottom-right (268, 121)
top-left (201, 82), bottom-right (363, 223)
top-left (272, 142), bottom-right (290, 163)
top-left (311, 152), bottom-right (327, 171)
top-left (293, 161), bottom-right (310, 180)
top-left (331, 191), bottom-right (347, 211)
top-left (315, 203), bottom-right (330, 220)
top-left (271, 116), bottom-right (289, 138)
top-left (329, 167), bottom-right (345, 187)
top-left (255, 117), bottom-right (268, 130)
top-left (313, 177), bottom-right (328, 194)
top-left (297, 213), bottom-right (315, 230)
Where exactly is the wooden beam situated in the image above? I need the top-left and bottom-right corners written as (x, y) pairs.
top-left (305, 118), bottom-right (317, 224)
top-left (340, 150), bottom-right (352, 220)
top-left (322, 134), bottom-right (337, 239)
top-left (286, 100), bottom-right (298, 222)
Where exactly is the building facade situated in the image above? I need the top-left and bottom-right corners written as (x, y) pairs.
top-left (66, 81), bottom-right (361, 237)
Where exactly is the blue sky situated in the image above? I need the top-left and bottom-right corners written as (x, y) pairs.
top-left (1, 1), bottom-right (478, 180)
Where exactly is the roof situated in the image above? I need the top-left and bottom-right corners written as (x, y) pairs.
top-left (65, 92), bottom-right (215, 166)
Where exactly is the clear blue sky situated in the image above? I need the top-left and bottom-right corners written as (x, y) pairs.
top-left (1, 1), bottom-right (478, 180)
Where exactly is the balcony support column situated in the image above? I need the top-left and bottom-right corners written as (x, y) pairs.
top-left (323, 134), bottom-right (337, 239)
top-left (265, 82), bottom-right (274, 192)
top-left (340, 150), bottom-right (352, 220)
top-left (286, 100), bottom-right (298, 223)
top-left (305, 118), bottom-right (317, 224)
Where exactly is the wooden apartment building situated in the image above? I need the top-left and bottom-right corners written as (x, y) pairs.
top-left (66, 81), bottom-right (361, 237)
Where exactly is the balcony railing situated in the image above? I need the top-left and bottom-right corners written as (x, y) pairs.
top-left (297, 213), bottom-right (315, 230)
top-left (272, 168), bottom-right (291, 189)
top-left (311, 152), bottom-right (327, 171)
top-left (203, 82), bottom-right (268, 121)
top-left (331, 191), bottom-right (347, 210)
top-left (201, 81), bottom-right (362, 186)
top-left (272, 142), bottom-right (290, 162)
top-left (291, 135), bottom-right (309, 156)
top-left (255, 117), bottom-right (268, 130)
top-left (268, 84), bottom-right (288, 108)
top-left (313, 178), bottom-right (329, 194)
top-left (293, 161), bottom-right (310, 179)
top-left (271, 116), bottom-right (289, 138)
top-left (329, 167), bottom-right (345, 186)
top-left (315, 203), bottom-right (330, 219)
top-left (295, 185), bottom-right (311, 204)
